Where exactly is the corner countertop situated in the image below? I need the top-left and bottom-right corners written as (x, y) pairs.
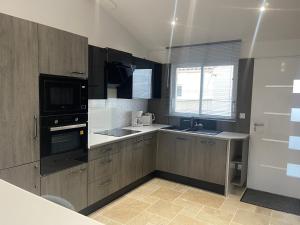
top-left (88, 124), bottom-right (169, 149)
top-left (88, 124), bottom-right (249, 149)
top-left (0, 179), bottom-right (104, 225)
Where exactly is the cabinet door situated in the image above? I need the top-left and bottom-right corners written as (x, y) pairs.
top-left (0, 162), bottom-right (40, 195)
top-left (142, 134), bottom-right (157, 176)
top-left (120, 140), bottom-right (134, 187)
top-left (156, 132), bottom-right (175, 172)
top-left (41, 164), bottom-right (88, 211)
top-left (0, 13), bottom-right (39, 170)
top-left (88, 45), bottom-right (107, 99)
top-left (170, 134), bottom-right (193, 177)
top-left (132, 137), bottom-right (144, 181)
top-left (190, 138), bottom-right (227, 185)
top-left (38, 24), bottom-right (88, 77)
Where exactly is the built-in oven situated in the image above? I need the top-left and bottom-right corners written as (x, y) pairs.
top-left (40, 113), bottom-right (88, 175)
top-left (40, 74), bottom-right (88, 116)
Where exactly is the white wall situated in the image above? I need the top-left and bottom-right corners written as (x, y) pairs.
top-left (0, 0), bottom-right (148, 57)
top-left (148, 38), bottom-right (300, 63)
top-left (88, 99), bottom-right (148, 132)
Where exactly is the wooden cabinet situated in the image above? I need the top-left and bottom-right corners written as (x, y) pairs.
top-left (171, 134), bottom-right (194, 177)
top-left (0, 162), bottom-right (40, 195)
top-left (41, 164), bottom-right (88, 211)
top-left (38, 24), bottom-right (88, 77)
top-left (131, 137), bottom-right (144, 180)
top-left (156, 132), bottom-right (175, 172)
top-left (157, 131), bottom-right (227, 185)
top-left (142, 133), bottom-right (157, 176)
top-left (0, 13), bottom-right (39, 170)
top-left (88, 45), bottom-right (107, 99)
top-left (88, 143), bottom-right (121, 205)
top-left (190, 138), bottom-right (227, 185)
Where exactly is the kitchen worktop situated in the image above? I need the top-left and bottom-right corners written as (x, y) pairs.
top-left (0, 179), bottom-right (104, 225)
top-left (88, 124), bottom-right (249, 149)
top-left (88, 124), bottom-right (169, 149)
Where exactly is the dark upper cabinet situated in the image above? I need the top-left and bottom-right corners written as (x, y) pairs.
top-left (130, 56), bottom-right (162, 99)
top-left (87, 47), bottom-right (162, 99)
top-left (88, 45), bottom-right (107, 99)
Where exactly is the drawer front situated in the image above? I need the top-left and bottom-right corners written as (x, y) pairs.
top-left (88, 151), bottom-right (121, 183)
top-left (89, 142), bottom-right (120, 161)
top-left (88, 174), bottom-right (120, 205)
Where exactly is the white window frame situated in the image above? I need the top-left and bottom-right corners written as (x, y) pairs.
top-left (170, 63), bottom-right (238, 120)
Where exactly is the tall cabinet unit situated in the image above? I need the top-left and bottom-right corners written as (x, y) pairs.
top-left (0, 13), bottom-right (39, 171)
top-left (38, 24), bottom-right (88, 78)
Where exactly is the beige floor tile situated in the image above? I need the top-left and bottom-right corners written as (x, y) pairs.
top-left (255, 206), bottom-right (272, 216)
top-left (237, 202), bottom-right (256, 212)
top-left (155, 179), bottom-right (178, 189)
top-left (271, 210), bottom-right (300, 225)
top-left (147, 200), bottom-right (183, 220)
top-left (169, 214), bottom-right (210, 225)
top-left (196, 206), bottom-right (234, 225)
top-left (151, 187), bottom-right (182, 201)
top-left (126, 211), bottom-right (170, 225)
top-left (180, 189), bottom-right (225, 208)
top-left (219, 200), bottom-right (240, 213)
top-left (102, 197), bottom-right (150, 223)
top-left (233, 209), bottom-right (270, 225)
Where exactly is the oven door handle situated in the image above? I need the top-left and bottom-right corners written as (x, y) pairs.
top-left (50, 124), bottom-right (86, 132)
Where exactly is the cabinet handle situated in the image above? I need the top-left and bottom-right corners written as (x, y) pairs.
top-left (176, 137), bottom-right (187, 141)
top-left (33, 115), bottom-right (38, 140)
top-left (71, 72), bottom-right (85, 75)
top-left (99, 158), bottom-right (112, 165)
top-left (80, 168), bottom-right (87, 173)
top-left (207, 140), bottom-right (215, 145)
top-left (103, 147), bottom-right (113, 153)
top-left (98, 179), bottom-right (112, 186)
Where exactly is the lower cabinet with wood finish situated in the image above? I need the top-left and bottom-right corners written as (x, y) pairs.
top-left (0, 162), bottom-right (40, 195)
top-left (157, 131), bottom-right (228, 186)
top-left (41, 163), bottom-right (88, 211)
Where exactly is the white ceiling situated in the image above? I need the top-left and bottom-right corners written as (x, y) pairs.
top-left (99, 0), bottom-right (300, 50)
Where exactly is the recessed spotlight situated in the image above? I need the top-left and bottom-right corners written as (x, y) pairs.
top-left (171, 20), bottom-right (176, 26)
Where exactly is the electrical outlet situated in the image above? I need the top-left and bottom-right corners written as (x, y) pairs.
top-left (239, 113), bottom-right (246, 119)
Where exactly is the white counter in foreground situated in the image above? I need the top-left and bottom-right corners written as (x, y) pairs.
top-left (0, 179), bottom-right (103, 225)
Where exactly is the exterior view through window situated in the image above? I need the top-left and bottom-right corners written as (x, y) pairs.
top-left (174, 65), bottom-right (235, 118)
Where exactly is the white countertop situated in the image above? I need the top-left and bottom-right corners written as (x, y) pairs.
top-left (0, 179), bottom-right (103, 225)
top-left (88, 124), bottom-right (169, 149)
top-left (160, 129), bottom-right (249, 141)
top-left (88, 124), bottom-right (249, 149)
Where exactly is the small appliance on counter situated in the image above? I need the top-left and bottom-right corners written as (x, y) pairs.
top-left (131, 111), bottom-right (155, 126)
top-left (39, 74), bottom-right (88, 175)
top-left (131, 111), bottom-right (144, 127)
top-left (140, 113), bottom-right (155, 126)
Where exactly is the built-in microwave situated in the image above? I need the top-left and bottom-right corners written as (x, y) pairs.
top-left (39, 74), bottom-right (88, 116)
top-left (40, 113), bottom-right (88, 175)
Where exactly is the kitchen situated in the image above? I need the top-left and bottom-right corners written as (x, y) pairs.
top-left (0, 0), bottom-right (300, 225)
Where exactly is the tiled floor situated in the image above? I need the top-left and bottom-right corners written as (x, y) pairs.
top-left (89, 178), bottom-right (300, 225)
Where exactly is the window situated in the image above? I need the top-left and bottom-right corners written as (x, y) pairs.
top-left (171, 65), bottom-right (236, 119)
top-left (169, 41), bottom-right (240, 119)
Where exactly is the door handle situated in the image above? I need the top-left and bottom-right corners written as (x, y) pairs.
top-left (33, 115), bottom-right (38, 140)
top-left (254, 123), bottom-right (264, 131)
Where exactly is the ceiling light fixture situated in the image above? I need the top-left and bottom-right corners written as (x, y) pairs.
top-left (260, 6), bottom-right (266, 12)
top-left (171, 20), bottom-right (176, 26)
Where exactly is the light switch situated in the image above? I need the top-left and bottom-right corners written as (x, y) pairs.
top-left (239, 113), bottom-right (246, 119)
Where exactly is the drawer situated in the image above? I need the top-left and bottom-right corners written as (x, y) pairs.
top-left (88, 174), bottom-right (120, 205)
top-left (89, 142), bottom-right (120, 161)
top-left (88, 151), bottom-right (121, 183)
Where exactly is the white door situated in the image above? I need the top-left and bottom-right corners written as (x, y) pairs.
top-left (248, 56), bottom-right (300, 199)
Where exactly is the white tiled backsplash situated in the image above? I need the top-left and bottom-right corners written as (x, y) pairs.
top-left (88, 99), bottom-right (148, 132)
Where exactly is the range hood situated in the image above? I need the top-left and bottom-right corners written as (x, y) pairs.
top-left (107, 62), bottom-right (135, 87)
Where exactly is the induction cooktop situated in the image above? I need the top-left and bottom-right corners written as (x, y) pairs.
top-left (94, 128), bottom-right (141, 137)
